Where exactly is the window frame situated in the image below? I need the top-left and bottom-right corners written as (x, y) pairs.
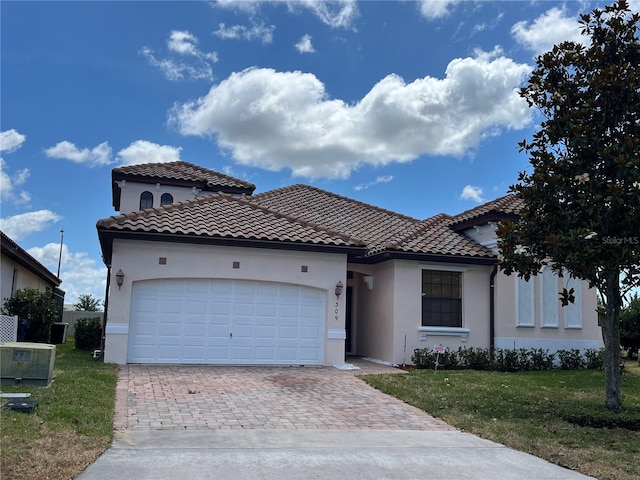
top-left (160, 193), bottom-right (174, 206)
top-left (420, 267), bottom-right (464, 328)
top-left (139, 191), bottom-right (153, 210)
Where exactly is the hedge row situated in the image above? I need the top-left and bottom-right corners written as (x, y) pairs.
top-left (412, 346), bottom-right (604, 371)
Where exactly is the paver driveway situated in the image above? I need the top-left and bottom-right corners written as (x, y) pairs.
top-left (114, 358), bottom-right (452, 431)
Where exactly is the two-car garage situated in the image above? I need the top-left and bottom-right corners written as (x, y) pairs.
top-left (127, 279), bottom-right (326, 365)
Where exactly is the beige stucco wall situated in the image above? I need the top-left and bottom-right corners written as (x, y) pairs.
top-left (1, 255), bottom-right (55, 306)
top-left (494, 270), bottom-right (602, 352)
top-left (104, 240), bottom-right (347, 365)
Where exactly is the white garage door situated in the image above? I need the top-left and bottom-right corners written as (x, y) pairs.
top-left (127, 279), bottom-right (326, 365)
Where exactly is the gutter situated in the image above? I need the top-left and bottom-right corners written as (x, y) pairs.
top-left (489, 263), bottom-right (498, 357)
top-left (99, 264), bottom-right (111, 359)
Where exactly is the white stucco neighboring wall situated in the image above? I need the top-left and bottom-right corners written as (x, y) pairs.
top-left (104, 239), bottom-right (347, 365)
top-left (494, 270), bottom-right (602, 352)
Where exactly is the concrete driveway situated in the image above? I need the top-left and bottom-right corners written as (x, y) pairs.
top-left (78, 359), bottom-right (594, 480)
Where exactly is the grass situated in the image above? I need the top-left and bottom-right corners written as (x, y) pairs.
top-left (1, 340), bottom-right (119, 480)
top-left (362, 359), bottom-right (640, 480)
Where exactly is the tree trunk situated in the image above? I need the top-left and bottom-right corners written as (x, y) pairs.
top-left (601, 269), bottom-right (622, 410)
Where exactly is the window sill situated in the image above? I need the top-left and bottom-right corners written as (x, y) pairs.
top-left (419, 326), bottom-right (470, 342)
top-left (516, 324), bottom-right (535, 328)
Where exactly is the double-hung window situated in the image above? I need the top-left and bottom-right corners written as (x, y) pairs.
top-left (421, 270), bottom-right (462, 327)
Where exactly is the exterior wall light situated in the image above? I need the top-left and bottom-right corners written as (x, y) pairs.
top-left (335, 281), bottom-right (344, 298)
top-left (115, 269), bottom-right (125, 290)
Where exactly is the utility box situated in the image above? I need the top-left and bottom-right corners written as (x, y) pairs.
top-left (0, 342), bottom-right (56, 387)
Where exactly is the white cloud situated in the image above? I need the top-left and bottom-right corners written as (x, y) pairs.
top-left (295, 34), bottom-right (315, 53)
top-left (460, 185), bottom-right (484, 203)
top-left (291, 0), bottom-right (358, 29)
top-left (511, 7), bottom-right (585, 57)
top-left (214, 22), bottom-right (275, 44)
top-left (170, 49), bottom-right (532, 179)
top-left (353, 175), bottom-right (394, 191)
top-left (0, 129), bottom-right (27, 153)
top-left (418, 0), bottom-right (461, 20)
top-left (45, 140), bottom-right (113, 167)
top-left (0, 159), bottom-right (31, 205)
top-left (116, 140), bottom-right (183, 166)
top-left (213, 0), bottom-right (358, 29)
top-left (0, 210), bottom-right (62, 241)
top-left (141, 30), bottom-right (218, 82)
top-left (28, 243), bottom-right (106, 304)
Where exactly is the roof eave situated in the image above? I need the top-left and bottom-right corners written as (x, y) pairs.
top-left (450, 212), bottom-right (520, 232)
top-left (1, 237), bottom-right (62, 287)
top-left (352, 250), bottom-right (498, 266)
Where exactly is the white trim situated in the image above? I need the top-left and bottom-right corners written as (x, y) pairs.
top-left (540, 266), bottom-right (559, 328)
top-left (563, 273), bottom-right (583, 329)
top-left (419, 326), bottom-right (470, 342)
top-left (419, 265), bottom-right (469, 272)
top-left (105, 323), bottom-right (129, 335)
top-left (327, 329), bottom-right (346, 340)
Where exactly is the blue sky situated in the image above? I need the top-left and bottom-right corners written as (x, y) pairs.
top-left (1, 0), bottom-right (635, 305)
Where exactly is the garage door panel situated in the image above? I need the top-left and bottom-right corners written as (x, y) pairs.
top-left (129, 279), bottom-right (325, 365)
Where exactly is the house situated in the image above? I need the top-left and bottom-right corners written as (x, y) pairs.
top-left (96, 161), bottom-right (602, 366)
top-left (1, 231), bottom-right (65, 322)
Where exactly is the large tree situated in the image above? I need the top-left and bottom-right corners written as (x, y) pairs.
top-left (497, 1), bottom-right (640, 410)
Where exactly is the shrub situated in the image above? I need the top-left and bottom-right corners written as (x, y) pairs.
top-left (529, 348), bottom-right (556, 371)
top-left (74, 317), bottom-right (102, 351)
top-left (584, 348), bottom-right (604, 370)
top-left (411, 348), bottom-right (460, 369)
top-left (458, 347), bottom-right (492, 370)
top-left (2, 287), bottom-right (58, 342)
top-left (495, 348), bottom-right (521, 372)
top-left (557, 349), bottom-right (586, 370)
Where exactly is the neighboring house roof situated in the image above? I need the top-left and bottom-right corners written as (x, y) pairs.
top-left (450, 194), bottom-right (523, 232)
top-left (111, 161), bottom-right (256, 210)
top-left (0, 231), bottom-right (62, 287)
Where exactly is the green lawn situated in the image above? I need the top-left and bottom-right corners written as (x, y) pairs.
top-left (362, 360), bottom-right (640, 480)
top-left (0, 340), bottom-right (119, 480)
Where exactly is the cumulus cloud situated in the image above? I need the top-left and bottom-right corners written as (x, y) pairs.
top-left (28, 243), bottom-right (106, 304)
top-left (141, 30), bottom-right (218, 81)
top-left (353, 175), bottom-right (393, 191)
top-left (169, 49), bottom-right (532, 179)
top-left (45, 140), bottom-right (113, 167)
top-left (214, 22), bottom-right (275, 44)
top-left (1, 129), bottom-right (27, 153)
top-left (459, 185), bottom-right (485, 203)
top-left (115, 140), bottom-right (183, 166)
top-left (0, 210), bottom-right (62, 241)
top-left (511, 7), bottom-right (585, 57)
top-left (418, 0), bottom-right (461, 20)
top-left (295, 34), bottom-right (315, 53)
top-left (1, 131), bottom-right (31, 205)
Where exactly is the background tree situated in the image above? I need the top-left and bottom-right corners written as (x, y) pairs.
top-left (2, 287), bottom-right (59, 342)
top-left (74, 293), bottom-right (103, 312)
top-left (620, 293), bottom-right (640, 358)
top-left (497, 0), bottom-right (640, 410)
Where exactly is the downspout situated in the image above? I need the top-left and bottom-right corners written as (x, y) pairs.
top-left (99, 265), bottom-right (111, 359)
top-left (489, 264), bottom-right (498, 359)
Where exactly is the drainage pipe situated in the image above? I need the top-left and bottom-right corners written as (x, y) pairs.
top-left (489, 264), bottom-right (498, 358)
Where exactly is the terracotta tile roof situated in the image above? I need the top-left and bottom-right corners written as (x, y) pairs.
top-left (249, 185), bottom-right (495, 259)
top-left (97, 193), bottom-right (364, 248)
top-left (112, 161), bottom-right (256, 192)
top-left (450, 194), bottom-right (523, 231)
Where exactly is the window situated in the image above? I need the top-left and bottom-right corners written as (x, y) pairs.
top-left (160, 193), bottom-right (173, 205)
top-left (140, 191), bottom-right (153, 209)
top-left (541, 267), bottom-right (559, 327)
top-left (421, 270), bottom-right (462, 327)
top-left (563, 274), bottom-right (583, 329)
top-left (516, 276), bottom-right (535, 327)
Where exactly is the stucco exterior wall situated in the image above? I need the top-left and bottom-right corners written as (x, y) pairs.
top-left (1, 255), bottom-right (55, 305)
top-left (116, 182), bottom-right (204, 213)
top-left (494, 270), bottom-right (602, 352)
top-left (104, 240), bottom-right (347, 365)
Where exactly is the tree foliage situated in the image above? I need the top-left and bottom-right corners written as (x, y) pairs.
top-left (497, 1), bottom-right (640, 410)
top-left (74, 293), bottom-right (103, 312)
top-left (620, 294), bottom-right (640, 357)
top-left (2, 287), bottom-right (59, 342)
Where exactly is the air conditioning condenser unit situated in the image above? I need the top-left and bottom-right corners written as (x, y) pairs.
top-left (0, 342), bottom-right (56, 387)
